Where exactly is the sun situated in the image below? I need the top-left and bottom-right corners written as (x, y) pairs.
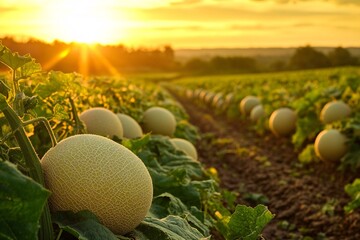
top-left (42, 0), bottom-right (126, 44)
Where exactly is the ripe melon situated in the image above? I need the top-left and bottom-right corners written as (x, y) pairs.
top-left (269, 108), bottom-right (297, 137)
top-left (212, 93), bottom-right (223, 107)
top-left (225, 93), bottom-right (234, 105)
top-left (216, 99), bottom-right (224, 109)
top-left (314, 129), bottom-right (348, 161)
top-left (185, 89), bottom-right (193, 99)
top-left (41, 134), bottom-right (153, 235)
top-left (198, 90), bottom-right (207, 102)
top-left (170, 138), bottom-right (198, 160)
top-left (320, 101), bottom-right (351, 124)
top-left (117, 113), bottom-right (143, 139)
top-left (79, 107), bottom-right (123, 138)
top-left (239, 96), bottom-right (261, 115)
top-left (250, 105), bottom-right (265, 122)
top-left (142, 107), bottom-right (177, 136)
top-left (204, 92), bottom-right (215, 104)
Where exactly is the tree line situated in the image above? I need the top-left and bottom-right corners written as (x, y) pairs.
top-left (0, 37), bottom-right (176, 75)
top-left (0, 37), bottom-right (359, 75)
top-left (183, 46), bottom-right (359, 74)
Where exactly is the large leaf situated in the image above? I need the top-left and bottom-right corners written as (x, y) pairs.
top-left (0, 161), bottom-right (50, 240)
top-left (0, 44), bottom-right (32, 71)
top-left (137, 135), bottom-right (215, 208)
top-left (52, 210), bottom-right (118, 240)
top-left (226, 204), bottom-right (274, 240)
top-left (134, 216), bottom-right (210, 240)
top-left (149, 193), bottom-right (210, 236)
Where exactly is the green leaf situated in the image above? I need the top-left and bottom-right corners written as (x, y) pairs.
top-left (135, 216), bottom-right (210, 240)
top-left (52, 210), bottom-right (118, 240)
top-left (149, 193), bottom-right (210, 236)
top-left (226, 204), bottom-right (274, 240)
top-left (0, 161), bottom-right (51, 240)
top-left (137, 135), bottom-right (214, 208)
top-left (16, 60), bottom-right (42, 80)
top-left (344, 179), bottom-right (360, 214)
top-left (0, 44), bottom-right (32, 71)
top-left (174, 120), bottom-right (199, 144)
top-left (0, 79), bottom-right (11, 98)
top-left (53, 104), bottom-right (69, 120)
top-left (122, 133), bottom-right (150, 153)
top-left (298, 144), bottom-right (318, 164)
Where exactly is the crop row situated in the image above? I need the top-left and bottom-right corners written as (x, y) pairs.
top-left (167, 68), bottom-right (360, 213)
top-left (0, 43), bottom-right (274, 239)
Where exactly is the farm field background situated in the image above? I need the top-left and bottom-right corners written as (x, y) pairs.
top-left (1, 1), bottom-right (360, 238)
top-left (1, 41), bottom-right (360, 239)
top-left (166, 66), bottom-right (360, 238)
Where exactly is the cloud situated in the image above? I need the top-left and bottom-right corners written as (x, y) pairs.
top-left (251, 0), bottom-right (360, 5)
top-left (152, 25), bottom-right (209, 31)
top-left (170, 0), bottom-right (203, 5)
top-left (0, 6), bottom-right (17, 12)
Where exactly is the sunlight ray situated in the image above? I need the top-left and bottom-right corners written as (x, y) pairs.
top-left (42, 48), bottom-right (70, 71)
top-left (89, 46), bottom-right (121, 76)
top-left (79, 45), bottom-right (89, 77)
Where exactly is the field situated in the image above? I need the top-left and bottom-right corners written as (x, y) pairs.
top-left (166, 68), bottom-right (360, 239)
top-left (1, 43), bottom-right (360, 240)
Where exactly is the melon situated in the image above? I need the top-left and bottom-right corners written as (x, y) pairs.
top-left (239, 96), bottom-right (261, 115)
top-left (269, 108), bottom-right (297, 137)
top-left (142, 107), bottom-right (177, 136)
top-left (204, 92), bottom-right (215, 104)
top-left (216, 99), bottom-right (224, 109)
top-left (250, 104), bottom-right (265, 122)
top-left (224, 93), bottom-right (234, 105)
top-left (185, 89), bottom-right (193, 99)
top-left (212, 93), bottom-right (223, 107)
top-left (117, 113), bottom-right (143, 139)
top-left (194, 89), bottom-right (202, 99)
top-left (320, 101), bottom-right (351, 124)
top-left (41, 134), bottom-right (153, 234)
top-left (198, 90), bottom-right (207, 101)
top-left (170, 138), bottom-right (198, 160)
top-left (79, 107), bottom-right (123, 138)
top-left (314, 129), bottom-right (348, 161)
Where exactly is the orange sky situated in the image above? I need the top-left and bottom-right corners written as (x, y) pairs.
top-left (0, 0), bottom-right (359, 48)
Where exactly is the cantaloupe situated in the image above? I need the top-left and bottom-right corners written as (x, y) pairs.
top-left (117, 113), bottom-right (143, 139)
top-left (170, 138), bottom-right (198, 160)
top-left (41, 134), bottom-right (153, 234)
top-left (250, 105), bottom-right (265, 122)
top-left (216, 99), bottom-right (224, 109)
top-left (239, 96), bottom-right (260, 115)
top-left (185, 89), bottom-right (193, 99)
top-left (212, 93), bottom-right (223, 107)
top-left (194, 89), bottom-right (202, 99)
top-left (314, 129), bottom-right (348, 161)
top-left (225, 93), bottom-right (234, 105)
top-left (142, 107), bottom-right (177, 136)
top-left (269, 108), bottom-right (297, 137)
top-left (320, 101), bottom-right (351, 124)
top-left (79, 107), bottom-right (123, 138)
top-left (204, 92), bottom-right (215, 104)
top-left (199, 90), bottom-right (207, 101)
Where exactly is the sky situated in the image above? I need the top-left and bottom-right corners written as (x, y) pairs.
top-left (0, 0), bottom-right (359, 48)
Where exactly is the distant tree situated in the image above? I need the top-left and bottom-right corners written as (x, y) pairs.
top-left (269, 60), bottom-right (287, 72)
top-left (328, 47), bottom-right (358, 66)
top-left (290, 45), bottom-right (330, 69)
top-left (183, 58), bottom-right (209, 73)
top-left (0, 37), bottom-right (179, 74)
top-left (209, 56), bottom-right (257, 73)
